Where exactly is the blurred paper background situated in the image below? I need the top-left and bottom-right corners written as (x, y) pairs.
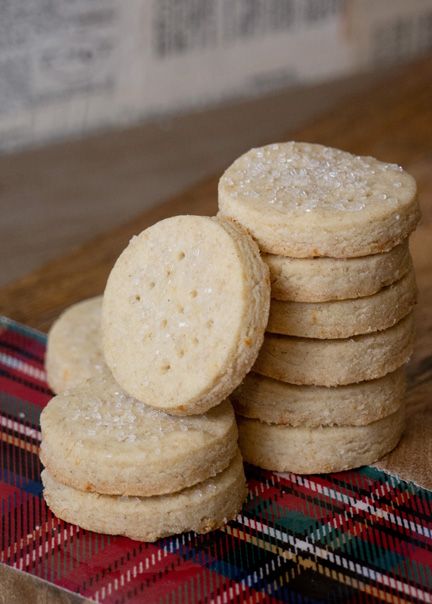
top-left (2, 0), bottom-right (432, 152)
top-left (1, 0), bottom-right (432, 287)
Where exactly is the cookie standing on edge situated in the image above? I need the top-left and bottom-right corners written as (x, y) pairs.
top-left (219, 142), bottom-right (420, 258)
top-left (40, 374), bottom-right (238, 497)
top-left (102, 215), bottom-right (270, 415)
top-left (46, 296), bottom-right (108, 394)
top-left (42, 452), bottom-right (247, 542)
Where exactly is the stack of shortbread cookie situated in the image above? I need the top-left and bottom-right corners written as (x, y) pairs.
top-left (42, 216), bottom-right (270, 540)
top-left (219, 142), bottom-right (420, 473)
top-left (42, 142), bottom-right (420, 540)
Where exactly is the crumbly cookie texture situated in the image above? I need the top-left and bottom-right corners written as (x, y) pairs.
top-left (267, 267), bottom-right (416, 339)
top-left (238, 406), bottom-right (405, 473)
top-left (40, 374), bottom-right (238, 497)
top-left (264, 241), bottom-right (411, 302)
top-left (218, 142), bottom-right (420, 258)
top-left (46, 296), bottom-right (108, 394)
top-left (42, 452), bottom-right (247, 542)
top-left (233, 369), bottom-right (405, 427)
top-left (254, 313), bottom-right (414, 387)
top-left (102, 215), bottom-right (270, 415)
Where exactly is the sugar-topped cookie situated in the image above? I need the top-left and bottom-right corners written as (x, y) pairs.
top-left (102, 215), bottom-right (270, 414)
top-left (218, 142), bottom-right (420, 258)
top-left (40, 374), bottom-right (238, 496)
top-left (46, 297), bottom-right (108, 394)
top-left (42, 451), bottom-right (247, 542)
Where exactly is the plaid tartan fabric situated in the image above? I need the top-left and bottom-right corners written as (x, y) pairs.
top-left (0, 315), bottom-right (431, 604)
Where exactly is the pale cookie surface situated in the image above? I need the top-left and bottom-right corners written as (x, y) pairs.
top-left (103, 215), bottom-right (270, 414)
top-left (233, 369), bottom-right (405, 427)
top-left (264, 242), bottom-right (411, 302)
top-left (238, 406), bottom-right (405, 473)
top-left (46, 297), bottom-right (108, 394)
top-left (267, 267), bottom-right (416, 339)
top-left (218, 142), bottom-right (420, 258)
top-left (42, 452), bottom-right (247, 542)
top-left (254, 313), bottom-right (414, 386)
top-left (40, 375), bottom-right (238, 496)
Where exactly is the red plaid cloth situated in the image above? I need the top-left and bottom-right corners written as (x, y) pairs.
top-left (1, 316), bottom-right (431, 603)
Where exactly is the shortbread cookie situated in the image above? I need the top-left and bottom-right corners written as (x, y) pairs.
top-left (238, 406), bottom-right (404, 473)
top-left (254, 313), bottom-right (414, 386)
top-left (264, 242), bottom-right (411, 302)
top-left (40, 375), bottom-right (238, 496)
top-left (218, 142), bottom-right (420, 258)
top-left (233, 369), bottom-right (405, 427)
top-left (46, 297), bottom-right (108, 394)
top-left (267, 268), bottom-right (416, 339)
top-left (42, 452), bottom-right (247, 542)
top-left (103, 215), bottom-right (270, 415)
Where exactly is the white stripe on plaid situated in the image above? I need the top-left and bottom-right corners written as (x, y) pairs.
top-left (237, 515), bottom-right (431, 603)
top-left (284, 472), bottom-right (432, 540)
top-left (0, 352), bottom-right (46, 383)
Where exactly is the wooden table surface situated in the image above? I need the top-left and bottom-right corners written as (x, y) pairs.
top-left (0, 57), bottom-right (430, 333)
top-left (0, 69), bottom-right (384, 289)
top-left (0, 55), bottom-right (431, 603)
top-left (0, 59), bottom-right (431, 391)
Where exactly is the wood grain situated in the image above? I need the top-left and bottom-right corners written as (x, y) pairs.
top-left (0, 565), bottom-right (89, 604)
top-left (0, 57), bottom-right (431, 332)
top-left (0, 70), bottom-right (383, 287)
top-left (0, 55), bottom-right (431, 489)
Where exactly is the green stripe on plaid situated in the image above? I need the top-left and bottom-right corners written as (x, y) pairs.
top-left (0, 317), bottom-right (431, 603)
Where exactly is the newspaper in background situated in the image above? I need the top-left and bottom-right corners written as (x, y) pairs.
top-left (0, 0), bottom-right (431, 152)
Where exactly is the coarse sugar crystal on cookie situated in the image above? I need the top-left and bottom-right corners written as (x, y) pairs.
top-left (40, 374), bottom-right (238, 497)
top-left (233, 368), bottom-right (405, 427)
top-left (237, 405), bottom-right (405, 474)
top-left (46, 296), bottom-right (108, 394)
top-left (218, 142), bottom-right (420, 258)
top-left (42, 451), bottom-right (247, 542)
top-left (264, 241), bottom-right (412, 302)
top-left (254, 312), bottom-right (414, 387)
top-left (102, 215), bottom-right (270, 415)
top-left (267, 266), bottom-right (416, 339)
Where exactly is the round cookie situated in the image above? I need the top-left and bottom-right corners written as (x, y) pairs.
top-left (254, 313), bottom-right (414, 387)
top-left (40, 375), bottom-right (238, 496)
top-left (42, 452), bottom-right (247, 542)
top-left (238, 406), bottom-right (405, 473)
top-left (46, 296), bottom-right (108, 394)
top-left (218, 142), bottom-right (420, 258)
top-left (267, 268), bottom-right (416, 339)
top-left (264, 241), bottom-right (411, 302)
top-left (102, 215), bottom-right (270, 415)
top-left (233, 369), bottom-right (405, 427)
